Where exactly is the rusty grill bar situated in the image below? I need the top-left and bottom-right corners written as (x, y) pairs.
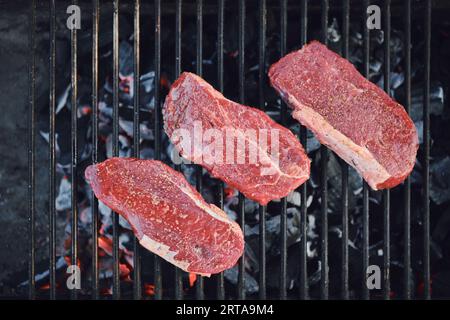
top-left (26, 0), bottom-right (434, 300)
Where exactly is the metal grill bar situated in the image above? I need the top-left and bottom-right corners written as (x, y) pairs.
top-left (133, 0), bottom-right (142, 300)
top-left (28, 0), bottom-right (36, 301)
top-left (112, 0), bottom-right (121, 300)
top-left (195, 0), bottom-right (205, 300)
top-left (237, 192), bottom-right (246, 299)
top-left (153, 0), bottom-right (163, 300)
top-left (279, 0), bottom-right (288, 301)
top-left (361, 0), bottom-right (370, 301)
top-left (70, 0), bottom-right (79, 301)
top-left (174, 0), bottom-right (184, 301)
top-left (91, 0), bottom-right (100, 300)
top-left (423, 0), bottom-right (431, 300)
top-left (49, 0), bottom-right (57, 300)
top-left (320, 0), bottom-right (329, 300)
top-left (258, 0), bottom-right (267, 300)
top-left (383, 0), bottom-right (391, 300)
top-left (403, 0), bottom-right (412, 300)
top-left (237, 0), bottom-right (246, 301)
top-left (299, 0), bottom-right (308, 301)
top-left (341, 0), bottom-right (350, 301)
top-left (216, 0), bottom-right (226, 301)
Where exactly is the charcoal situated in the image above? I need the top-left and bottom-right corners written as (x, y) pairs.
top-left (224, 266), bottom-right (259, 295)
top-left (431, 271), bottom-right (450, 298)
top-left (327, 153), bottom-right (362, 214)
top-left (307, 134), bottom-right (320, 153)
top-left (245, 207), bottom-right (302, 257)
top-left (139, 147), bottom-right (155, 160)
top-left (430, 157), bottom-right (450, 205)
top-left (286, 191), bottom-right (301, 207)
top-left (119, 41), bottom-right (133, 76)
top-left (415, 121), bottom-right (424, 144)
top-left (55, 177), bottom-right (71, 211)
top-left (244, 199), bottom-right (258, 215)
top-left (327, 18), bottom-right (341, 43)
top-left (106, 134), bottom-right (132, 158)
top-left (432, 208), bottom-right (450, 243)
top-left (18, 257), bottom-right (68, 288)
top-left (56, 85), bottom-right (71, 114)
top-left (118, 119), bottom-right (154, 140)
top-left (377, 72), bottom-right (404, 95)
top-left (408, 82), bottom-right (444, 122)
top-left (140, 71), bottom-right (156, 110)
top-left (410, 166), bottom-right (423, 185)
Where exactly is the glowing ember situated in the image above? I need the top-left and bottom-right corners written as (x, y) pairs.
top-left (98, 236), bottom-right (113, 256)
top-left (120, 263), bottom-right (131, 281)
top-left (189, 273), bottom-right (197, 287)
top-left (144, 284), bottom-right (155, 296)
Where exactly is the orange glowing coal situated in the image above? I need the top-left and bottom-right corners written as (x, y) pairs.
top-left (144, 284), bottom-right (155, 296)
top-left (189, 273), bottom-right (197, 287)
top-left (98, 236), bottom-right (113, 256)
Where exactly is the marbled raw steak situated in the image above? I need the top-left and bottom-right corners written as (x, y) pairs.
top-left (269, 41), bottom-right (418, 190)
top-left (85, 158), bottom-right (244, 276)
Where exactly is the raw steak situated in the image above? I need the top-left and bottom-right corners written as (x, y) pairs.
top-left (269, 41), bottom-right (418, 190)
top-left (85, 157), bottom-right (244, 276)
top-left (163, 72), bottom-right (310, 205)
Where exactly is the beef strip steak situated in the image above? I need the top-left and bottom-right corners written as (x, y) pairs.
top-left (269, 41), bottom-right (418, 190)
top-left (85, 158), bottom-right (244, 276)
top-left (163, 72), bottom-right (310, 205)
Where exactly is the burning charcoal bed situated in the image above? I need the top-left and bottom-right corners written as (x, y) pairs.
top-left (1, 0), bottom-right (450, 300)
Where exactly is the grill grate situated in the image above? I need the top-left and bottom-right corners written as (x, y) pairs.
top-left (26, 0), bottom-right (434, 300)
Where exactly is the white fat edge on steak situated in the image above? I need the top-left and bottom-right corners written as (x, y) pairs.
top-left (135, 167), bottom-right (241, 276)
top-left (280, 91), bottom-right (390, 190)
top-left (170, 72), bottom-right (308, 182)
top-left (162, 169), bottom-right (239, 229)
top-left (139, 235), bottom-right (211, 277)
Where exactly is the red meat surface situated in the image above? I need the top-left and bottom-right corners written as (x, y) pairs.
top-left (163, 72), bottom-right (310, 205)
top-left (269, 41), bottom-right (418, 190)
top-left (85, 158), bottom-right (244, 276)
